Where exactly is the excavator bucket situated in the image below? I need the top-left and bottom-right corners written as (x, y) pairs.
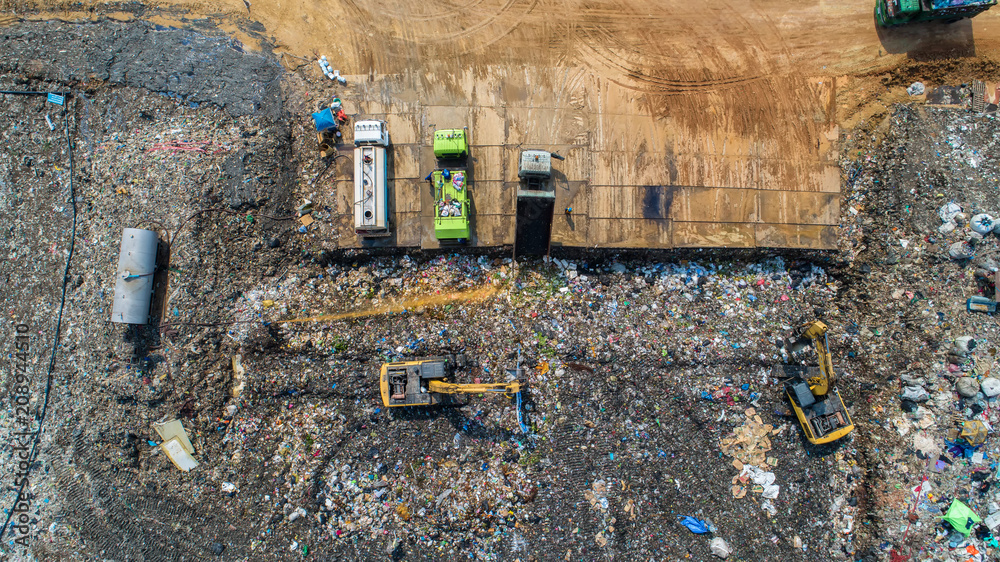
top-left (785, 335), bottom-right (812, 354)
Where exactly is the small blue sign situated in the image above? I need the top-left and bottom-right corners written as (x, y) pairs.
top-left (47, 93), bottom-right (65, 106)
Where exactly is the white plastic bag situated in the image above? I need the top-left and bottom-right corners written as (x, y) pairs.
top-left (939, 202), bottom-right (962, 222)
top-left (710, 537), bottom-right (731, 559)
top-left (971, 214), bottom-right (995, 235)
top-left (949, 241), bottom-right (974, 260)
top-left (981, 378), bottom-right (1000, 398)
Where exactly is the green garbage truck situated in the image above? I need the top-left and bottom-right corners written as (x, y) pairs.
top-left (430, 168), bottom-right (470, 242)
top-left (428, 128), bottom-right (471, 243)
top-left (876, 0), bottom-right (996, 27)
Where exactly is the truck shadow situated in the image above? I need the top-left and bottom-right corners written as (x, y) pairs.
top-left (876, 17), bottom-right (976, 59)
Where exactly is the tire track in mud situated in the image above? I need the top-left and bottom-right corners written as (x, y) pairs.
top-left (364, 0), bottom-right (491, 22)
top-left (342, 0), bottom-right (538, 60)
top-left (569, 0), bottom-right (780, 95)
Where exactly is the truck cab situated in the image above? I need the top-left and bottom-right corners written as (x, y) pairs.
top-left (876, 0), bottom-right (996, 27)
top-left (354, 120), bottom-right (389, 147)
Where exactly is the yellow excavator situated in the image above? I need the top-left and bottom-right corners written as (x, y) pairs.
top-left (380, 355), bottom-right (523, 407)
top-left (782, 321), bottom-right (854, 445)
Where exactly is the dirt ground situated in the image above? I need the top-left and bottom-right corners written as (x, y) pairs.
top-left (11, 0), bottom-right (996, 249)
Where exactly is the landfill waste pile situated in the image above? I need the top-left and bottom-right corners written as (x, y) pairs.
top-left (721, 407), bottom-right (783, 503)
top-left (2, 12), bottom-right (1000, 562)
top-left (837, 104), bottom-right (1000, 561)
top-left (220, 253), bottom-right (855, 560)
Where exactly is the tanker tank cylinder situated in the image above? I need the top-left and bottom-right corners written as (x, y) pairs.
top-left (110, 228), bottom-right (160, 325)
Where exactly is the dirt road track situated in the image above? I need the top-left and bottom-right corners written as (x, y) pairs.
top-left (7, 0), bottom-right (1000, 249)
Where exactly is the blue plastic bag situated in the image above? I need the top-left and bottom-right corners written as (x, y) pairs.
top-left (680, 516), bottom-right (710, 534)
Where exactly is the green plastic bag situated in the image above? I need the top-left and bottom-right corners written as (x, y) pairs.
top-left (943, 499), bottom-right (981, 536)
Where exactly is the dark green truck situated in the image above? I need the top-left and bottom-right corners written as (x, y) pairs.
top-left (876, 0), bottom-right (996, 26)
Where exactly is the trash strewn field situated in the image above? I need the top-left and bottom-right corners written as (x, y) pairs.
top-left (2, 9), bottom-right (1000, 562)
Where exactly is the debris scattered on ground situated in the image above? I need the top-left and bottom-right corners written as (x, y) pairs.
top-left (2, 11), bottom-right (1000, 561)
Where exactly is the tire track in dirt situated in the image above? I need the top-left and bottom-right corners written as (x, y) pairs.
top-left (560, 0), bottom-right (824, 172)
top-left (327, 0), bottom-right (385, 75)
top-left (557, 0), bottom-right (826, 162)
top-left (738, 0), bottom-right (796, 69)
top-left (50, 424), bottom-right (254, 560)
top-left (576, 34), bottom-right (771, 99)
top-left (342, 0), bottom-right (538, 61)
top-left (570, 0), bottom-right (777, 95)
top-left (396, 0), bottom-right (522, 44)
top-left (365, 0), bottom-right (491, 22)
top-left (581, 36), bottom-right (771, 95)
top-left (438, 0), bottom-right (538, 57)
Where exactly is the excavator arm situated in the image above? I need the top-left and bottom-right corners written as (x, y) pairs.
top-left (801, 321), bottom-right (833, 395)
top-left (428, 380), bottom-right (523, 397)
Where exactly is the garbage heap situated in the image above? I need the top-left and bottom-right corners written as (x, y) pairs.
top-left (839, 103), bottom-right (1000, 560)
